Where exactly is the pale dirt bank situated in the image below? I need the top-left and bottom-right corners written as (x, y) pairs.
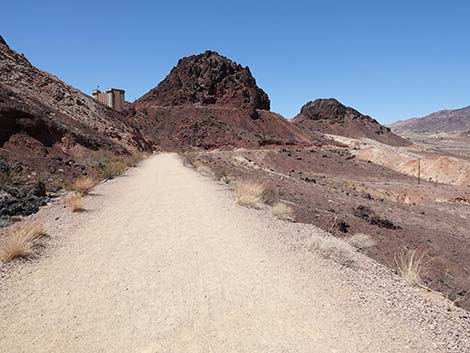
top-left (1, 153), bottom-right (469, 352)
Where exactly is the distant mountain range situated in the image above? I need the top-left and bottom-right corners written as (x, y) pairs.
top-left (0, 33), bottom-right (408, 184)
top-left (389, 106), bottom-right (470, 134)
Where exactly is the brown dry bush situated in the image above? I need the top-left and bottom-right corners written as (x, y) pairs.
top-left (272, 202), bottom-right (295, 222)
top-left (125, 152), bottom-right (148, 168)
top-left (67, 192), bottom-right (85, 212)
top-left (72, 176), bottom-right (96, 195)
top-left (394, 248), bottom-right (429, 288)
top-left (309, 233), bottom-right (357, 267)
top-left (262, 186), bottom-right (280, 206)
top-left (236, 181), bottom-right (265, 208)
top-left (87, 150), bottom-right (129, 180)
top-left (100, 160), bottom-right (128, 180)
top-left (0, 221), bottom-right (46, 262)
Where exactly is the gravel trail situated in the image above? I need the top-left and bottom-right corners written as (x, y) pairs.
top-left (1, 153), bottom-right (469, 352)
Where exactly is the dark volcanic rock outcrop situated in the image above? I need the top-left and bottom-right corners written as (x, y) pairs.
top-left (389, 106), bottom-right (470, 134)
top-left (292, 98), bottom-right (410, 146)
top-left (0, 159), bottom-right (48, 227)
top-left (130, 51), bottom-right (314, 150)
top-left (135, 51), bottom-right (270, 111)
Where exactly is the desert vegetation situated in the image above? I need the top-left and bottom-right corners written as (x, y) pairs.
top-left (0, 221), bottom-right (46, 262)
top-left (262, 186), bottom-right (280, 206)
top-left (272, 202), bottom-right (295, 222)
top-left (0, 162), bottom-right (26, 186)
top-left (235, 181), bottom-right (265, 208)
top-left (67, 192), bottom-right (85, 212)
top-left (181, 152), bottom-right (199, 168)
top-left (87, 150), bottom-right (147, 180)
top-left (72, 176), bottom-right (96, 195)
top-left (394, 248), bottom-right (428, 288)
top-left (309, 233), bottom-right (356, 267)
top-left (100, 160), bottom-right (128, 180)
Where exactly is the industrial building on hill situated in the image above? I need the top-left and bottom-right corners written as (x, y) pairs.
top-left (92, 88), bottom-right (125, 112)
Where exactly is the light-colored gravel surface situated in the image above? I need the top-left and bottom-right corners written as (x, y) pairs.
top-left (1, 153), bottom-right (470, 352)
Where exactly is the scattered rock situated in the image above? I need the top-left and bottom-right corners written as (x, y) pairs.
top-left (353, 205), bottom-right (400, 229)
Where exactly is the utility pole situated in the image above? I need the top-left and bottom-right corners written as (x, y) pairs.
top-left (417, 158), bottom-right (421, 185)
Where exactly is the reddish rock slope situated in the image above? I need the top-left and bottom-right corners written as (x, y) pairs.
top-left (129, 51), bottom-right (314, 150)
top-left (292, 98), bottom-right (410, 146)
top-left (0, 36), bottom-right (151, 177)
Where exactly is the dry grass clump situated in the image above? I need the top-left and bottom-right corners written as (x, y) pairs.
top-left (67, 192), bottom-right (85, 212)
top-left (100, 160), bottom-right (128, 180)
top-left (394, 248), bottom-right (428, 288)
top-left (88, 150), bottom-right (145, 180)
top-left (272, 202), bottom-right (295, 222)
top-left (309, 234), bottom-right (356, 267)
top-left (125, 152), bottom-right (148, 168)
top-left (0, 221), bottom-right (46, 262)
top-left (72, 176), bottom-right (96, 195)
top-left (0, 168), bottom-right (25, 186)
top-left (346, 233), bottom-right (376, 251)
top-left (236, 181), bottom-right (265, 208)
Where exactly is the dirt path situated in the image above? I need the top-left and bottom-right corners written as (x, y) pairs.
top-left (1, 153), bottom-right (469, 352)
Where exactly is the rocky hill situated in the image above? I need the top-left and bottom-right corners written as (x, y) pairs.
top-left (390, 106), bottom-right (470, 133)
top-left (135, 50), bottom-right (270, 112)
top-left (292, 98), bottom-right (410, 147)
top-left (129, 51), bottom-right (314, 150)
top-left (0, 36), bottom-right (152, 223)
top-left (0, 36), bottom-right (153, 163)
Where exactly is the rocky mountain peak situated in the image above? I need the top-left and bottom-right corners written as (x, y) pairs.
top-left (135, 50), bottom-right (270, 111)
top-left (293, 98), bottom-right (410, 146)
top-left (298, 98), bottom-right (359, 121)
top-left (0, 35), bottom-right (7, 46)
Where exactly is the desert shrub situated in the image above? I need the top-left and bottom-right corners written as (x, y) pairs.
top-left (0, 221), bottom-right (46, 262)
top-left (0, 162), bottom-right (26, 186)
top-left (47, 177), bottom-right (72, 192)
top-left (125, 152), bottom-right (148, 168)
top-left (236, 181), bottom-right (265, 208)
top-left (272, 202), bottom-right (295, 222)
top-left (180, 152), bottom-right (199, 168)
top-left (346, 233), bottom-right (376, 251)
top-left (99, 160), bottom-right (127, 180)
top-left (309, 234), bottom-right (356, 267)
top-left (394, 248), bottom-right (428, 288)
top-left (72, 176), bottom-right (96, 195)
top-left (88, 150), bottom-right (146, 180)
top-left (67, 192), bottom-right (84, 212)
top-left (88, 150), bottom-right (115, 166)
top-left (86, 150), bottom-right (125, 179)
top-left (262, 187), bottom-right (280, 206)
top-left (212, 166), bottom-right (231, 184)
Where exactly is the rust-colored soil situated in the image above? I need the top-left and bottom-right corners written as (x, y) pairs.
top-left (193, 145), bottom-right (470, 310)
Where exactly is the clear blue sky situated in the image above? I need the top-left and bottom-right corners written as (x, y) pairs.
top-left (3, 0), bottom-right (470, 123)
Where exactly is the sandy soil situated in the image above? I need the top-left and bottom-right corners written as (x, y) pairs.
top-left (328, 134), bottom-right (470, 186)
top-left (1, 153), bottom-right (470, 352)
